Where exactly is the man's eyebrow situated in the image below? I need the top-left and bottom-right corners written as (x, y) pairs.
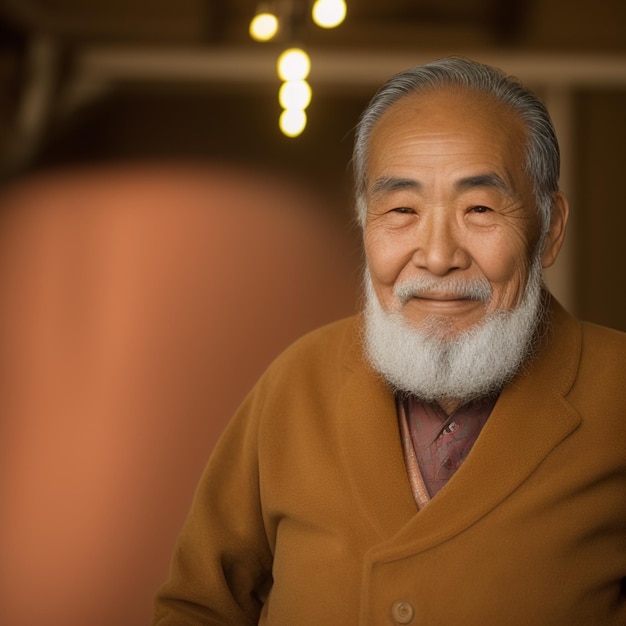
top-left (455, 172), bottom-right (510, 192)
top-left (370, 173), bottom-right (512, 196)
top-left (370, 177), bottom-right (421, 195)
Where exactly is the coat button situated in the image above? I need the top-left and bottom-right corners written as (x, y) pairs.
top-left (391, 600), bottom-right (415, 624)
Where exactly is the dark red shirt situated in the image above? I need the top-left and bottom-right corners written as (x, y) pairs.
top-left (401, 395), bottom-right (497, 501)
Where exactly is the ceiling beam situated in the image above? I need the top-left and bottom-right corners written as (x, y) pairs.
top-left (74, 46), bottom-right (626, 89)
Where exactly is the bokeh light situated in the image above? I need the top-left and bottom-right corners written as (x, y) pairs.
top-left (279, 109), bottom-right (307, 137)
top-left (277, 48), bottom-right (311, 81)
top-left (312, 0), bottom-right (347, 28)
top-left (278, 80), bottom-right (312, 110)
top-left (249, 12), bottom-right (279, 41)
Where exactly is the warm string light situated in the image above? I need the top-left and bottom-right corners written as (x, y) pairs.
top-left (249, 2), bottom-right (280, 42)
top-left (312, 0), bottom-right (347, 28)
top-left (277, 48), bottom-right (311, 137)
top-left (249, 1), bottom-right (348, 136)
top-left (249, 12), bottom-right (279, 41)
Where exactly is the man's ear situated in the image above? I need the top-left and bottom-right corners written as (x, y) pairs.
top-left (541, 191), bottom-right (569, 269)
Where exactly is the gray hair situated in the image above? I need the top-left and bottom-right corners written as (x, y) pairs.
top-left (353, 57), bottom-right (560, 238)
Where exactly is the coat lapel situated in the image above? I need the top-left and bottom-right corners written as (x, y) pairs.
top-left (335, 318), bottom-right (418, 540)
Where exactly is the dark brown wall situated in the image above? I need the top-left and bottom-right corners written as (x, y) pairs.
top-left (575, 90), bottom-right (626, 331)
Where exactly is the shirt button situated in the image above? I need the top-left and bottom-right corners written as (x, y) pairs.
top-left (391, 600), bottom-right (415, 624)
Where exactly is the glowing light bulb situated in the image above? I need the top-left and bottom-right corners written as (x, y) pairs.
top-left (278, 80), bottom-right (312, 110)
top-left (277, 48), bottom-right (311, 81)
top-left (279, 109), bottom-right (307, 137)
top-left (312, 0), bottom-right (347, 29)
top-left (249, 12), bottom-right (279, 41)
top-left (276, 49), bottom-right (312, 137)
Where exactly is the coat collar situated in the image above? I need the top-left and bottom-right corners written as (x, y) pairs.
top-left (337, 296), bottom-right (582, 553)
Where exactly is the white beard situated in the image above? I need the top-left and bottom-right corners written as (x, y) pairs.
top-left (363, 259), bottom-right (546, 405)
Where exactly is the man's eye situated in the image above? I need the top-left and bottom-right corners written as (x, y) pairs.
top-left (391, 207), bottom-right (413, 214)
top-left (469, 205), bottom-right (492, 214)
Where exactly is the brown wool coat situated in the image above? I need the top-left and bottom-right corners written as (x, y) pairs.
top-left (154, 298), bottom-right (626, 625)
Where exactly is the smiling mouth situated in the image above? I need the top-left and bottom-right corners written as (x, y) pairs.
top-left (394, 277), bottom-right (493, 306)
top-left (411, 293), bottom-right (484, 303)
top-left (405, 295), bottom-right (486, 313)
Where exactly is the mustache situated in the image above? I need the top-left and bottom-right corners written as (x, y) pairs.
top-left (394, 276), bottom-right (493, 304)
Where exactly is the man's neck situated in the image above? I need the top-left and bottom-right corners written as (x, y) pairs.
top-left (437, 398), bottom-right (462, 416)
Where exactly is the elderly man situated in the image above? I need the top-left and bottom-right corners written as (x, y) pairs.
top-left (153, 58), bottom-right (626, 625)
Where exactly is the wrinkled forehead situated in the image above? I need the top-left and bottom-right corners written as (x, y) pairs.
top-left (366, 87), bottom-right (531, 191)
top-left (370, 86), bottom-right (527, 154)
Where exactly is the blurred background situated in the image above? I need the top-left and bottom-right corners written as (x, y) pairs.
top-left (0, 1), bottom-right (624, 625)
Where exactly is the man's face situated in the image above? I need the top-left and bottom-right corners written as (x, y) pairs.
top-left (364, 87), bottom-right (544, 336)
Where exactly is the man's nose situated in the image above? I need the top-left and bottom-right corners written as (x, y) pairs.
top-left (411, 213), bottom-right (471, 276)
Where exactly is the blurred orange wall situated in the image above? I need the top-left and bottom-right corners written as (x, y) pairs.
top-left (0, 163), bottom-right (359, 626)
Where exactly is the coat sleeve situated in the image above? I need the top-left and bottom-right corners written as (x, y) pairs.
top-left (153, 385), bottom-right (274, 625)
